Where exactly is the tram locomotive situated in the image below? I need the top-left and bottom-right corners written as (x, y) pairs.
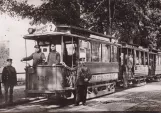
top-left (23, 23), bottom-right (161, 99)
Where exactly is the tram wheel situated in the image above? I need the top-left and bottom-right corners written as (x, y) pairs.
top-left (25, 93), bottom-right (36, 98)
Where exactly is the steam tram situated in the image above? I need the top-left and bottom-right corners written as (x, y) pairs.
top-left (24, 24), bottom-right (119, 99)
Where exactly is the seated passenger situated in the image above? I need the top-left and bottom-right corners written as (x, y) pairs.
top-left (47, 44), bottom-right (60, 66)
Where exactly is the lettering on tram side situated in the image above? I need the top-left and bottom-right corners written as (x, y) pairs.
top-left (90, 73), bottom-right (118, 82)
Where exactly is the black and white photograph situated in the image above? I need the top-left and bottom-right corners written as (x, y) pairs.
top-left (0, 0), bottom-right (161, 112)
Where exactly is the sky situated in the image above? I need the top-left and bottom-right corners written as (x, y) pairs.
top-left (0, 14), bottom-right (35, 73)
top-left (0, 0), bottom-right (44, 73)
top-left (17, 0), bottom-right (44, 6)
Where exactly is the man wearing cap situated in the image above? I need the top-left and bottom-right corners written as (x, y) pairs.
top-left (74, 58), bottom-right (92, 106)
top-left (47, 44), bottom-right (60, 66)
top-left (2, 58), bottom-right (17, 103)
top-left (21, 45), bottom-right (46, 67)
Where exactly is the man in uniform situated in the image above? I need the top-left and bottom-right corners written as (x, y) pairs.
top-left (123, 53), bottom-right (133, 88)
top-left (75, 58), bottom-right (92, 106)
top-left (127, 53), bottom-right (133, 78)
top-left (21, 45), bottom-right (46, 90)
top-left (21, 45), bottom-right (46, 67)
top-left (2, 58), bottom-right (17, 103)
top-left (47, 44), bottom-right (60, 66)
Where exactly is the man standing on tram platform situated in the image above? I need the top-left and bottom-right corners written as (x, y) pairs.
top-left (21, 45), bottom-right (46, 67)
top-left (123, 53), bottom-right (133, 88)
top-left (2, 58), bottom-right (17, 103)
top-left (74, 58), bottom-right (92, 106)
top-left (47, 44), bottom-right (60, 66)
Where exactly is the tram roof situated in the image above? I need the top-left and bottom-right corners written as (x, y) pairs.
top-left (24, 31), bottom-right (120, 46)
top-left (120, 42), bottom-right (159, 54)
top-left (122, 46), bottom-right (149, 52)
top-left (24, 25), bottom-right (115, 40)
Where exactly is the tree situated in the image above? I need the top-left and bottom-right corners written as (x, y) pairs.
top-left (1, 0), bottom-right (161, 49)
top-left (80, 0), bottom-right (161, 48)
top-left (1, 0), bottom-right (80, 26)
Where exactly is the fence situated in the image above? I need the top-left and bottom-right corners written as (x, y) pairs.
top-left (0, 72), bottom-right (26, 86)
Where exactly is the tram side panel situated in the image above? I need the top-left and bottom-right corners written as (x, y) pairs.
top-left (25, 62), bottom-right (119, 99)
top-left (25, 65), bottom-right (69, 98)
top-left (85, 62), bottom-right (119, 99)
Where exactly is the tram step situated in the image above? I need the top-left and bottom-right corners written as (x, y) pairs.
top-left (133, 82), bottom-right (146, 87)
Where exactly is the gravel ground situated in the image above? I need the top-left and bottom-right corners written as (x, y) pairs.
top-left (0, 85), bottom-right (25, 104)
top-left (1, 82), bottom-right (161, 112)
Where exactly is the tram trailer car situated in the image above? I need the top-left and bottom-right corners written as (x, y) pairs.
top-left (118, 43), bottom-right (149, 87)
top-left (24, 24), bottom-right (120, 100)
top-left (149, 50), bottom-right (161, 81)
top-left (118, 43), bottom-right (161, 87)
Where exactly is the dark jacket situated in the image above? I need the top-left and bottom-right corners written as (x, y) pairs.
top-left (23, 52), bottom-right (46, 67)
top-left (47, 51), bottom-right (60, 66)
top-left (2, 66), bottom-right (17, 86)
top-left (75, 64), bottom-right (92, 86)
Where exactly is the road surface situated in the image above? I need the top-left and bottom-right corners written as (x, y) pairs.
top-left (1, 82), bottom-right (161, 112)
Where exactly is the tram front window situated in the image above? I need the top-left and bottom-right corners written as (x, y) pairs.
top-left (37, 38), bottom-right (62, 65)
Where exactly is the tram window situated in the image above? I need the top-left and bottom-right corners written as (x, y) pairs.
top-left (160, 55), bottom-right (161, 65)
top-left (156, 55), bottom-right (159, 65)
top-left (43, 48), bottom-right (47, 52)
top-left (102, 44), bottom-right (110, 62)
top-left (99, 44), bottom-right (102, 61)
top-left (158, 56), bottom-right (160, 65)
top-left (159, 56), bottom-right (160, 65)
top-left (145, 53), bottom-right (148, 65)
top-left (113, 46), bottom-right (118, 62)
top-left (111, 46), bottom-right (117, 62)
top-left (91, 42), bottom-right (101, 62)
top-left (38, 41), bottom-right (50, 46)
top-left (79, 40), bottom-right (91, 62)
top-left (136, 51), bottom-right (139, 65)
top-left (141, 52), bottom-right (144, 65)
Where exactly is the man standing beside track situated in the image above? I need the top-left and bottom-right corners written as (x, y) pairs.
top-left (123, 53), bottom-right (133, 88)
top-left (2, 58), bottom-right (17, 103)
top-left (74, 58), bottom-right (92, 106)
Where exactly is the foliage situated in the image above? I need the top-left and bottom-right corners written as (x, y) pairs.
top-left (0, 0), bottom-right (80, 26)
top-left (0, 0), bottom-right (161, 49)
top-left (80, 0), bottom-right (161, 48)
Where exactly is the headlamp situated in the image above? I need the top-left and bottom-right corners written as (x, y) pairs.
top-left (28, 28), bottom-right (35, 34)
